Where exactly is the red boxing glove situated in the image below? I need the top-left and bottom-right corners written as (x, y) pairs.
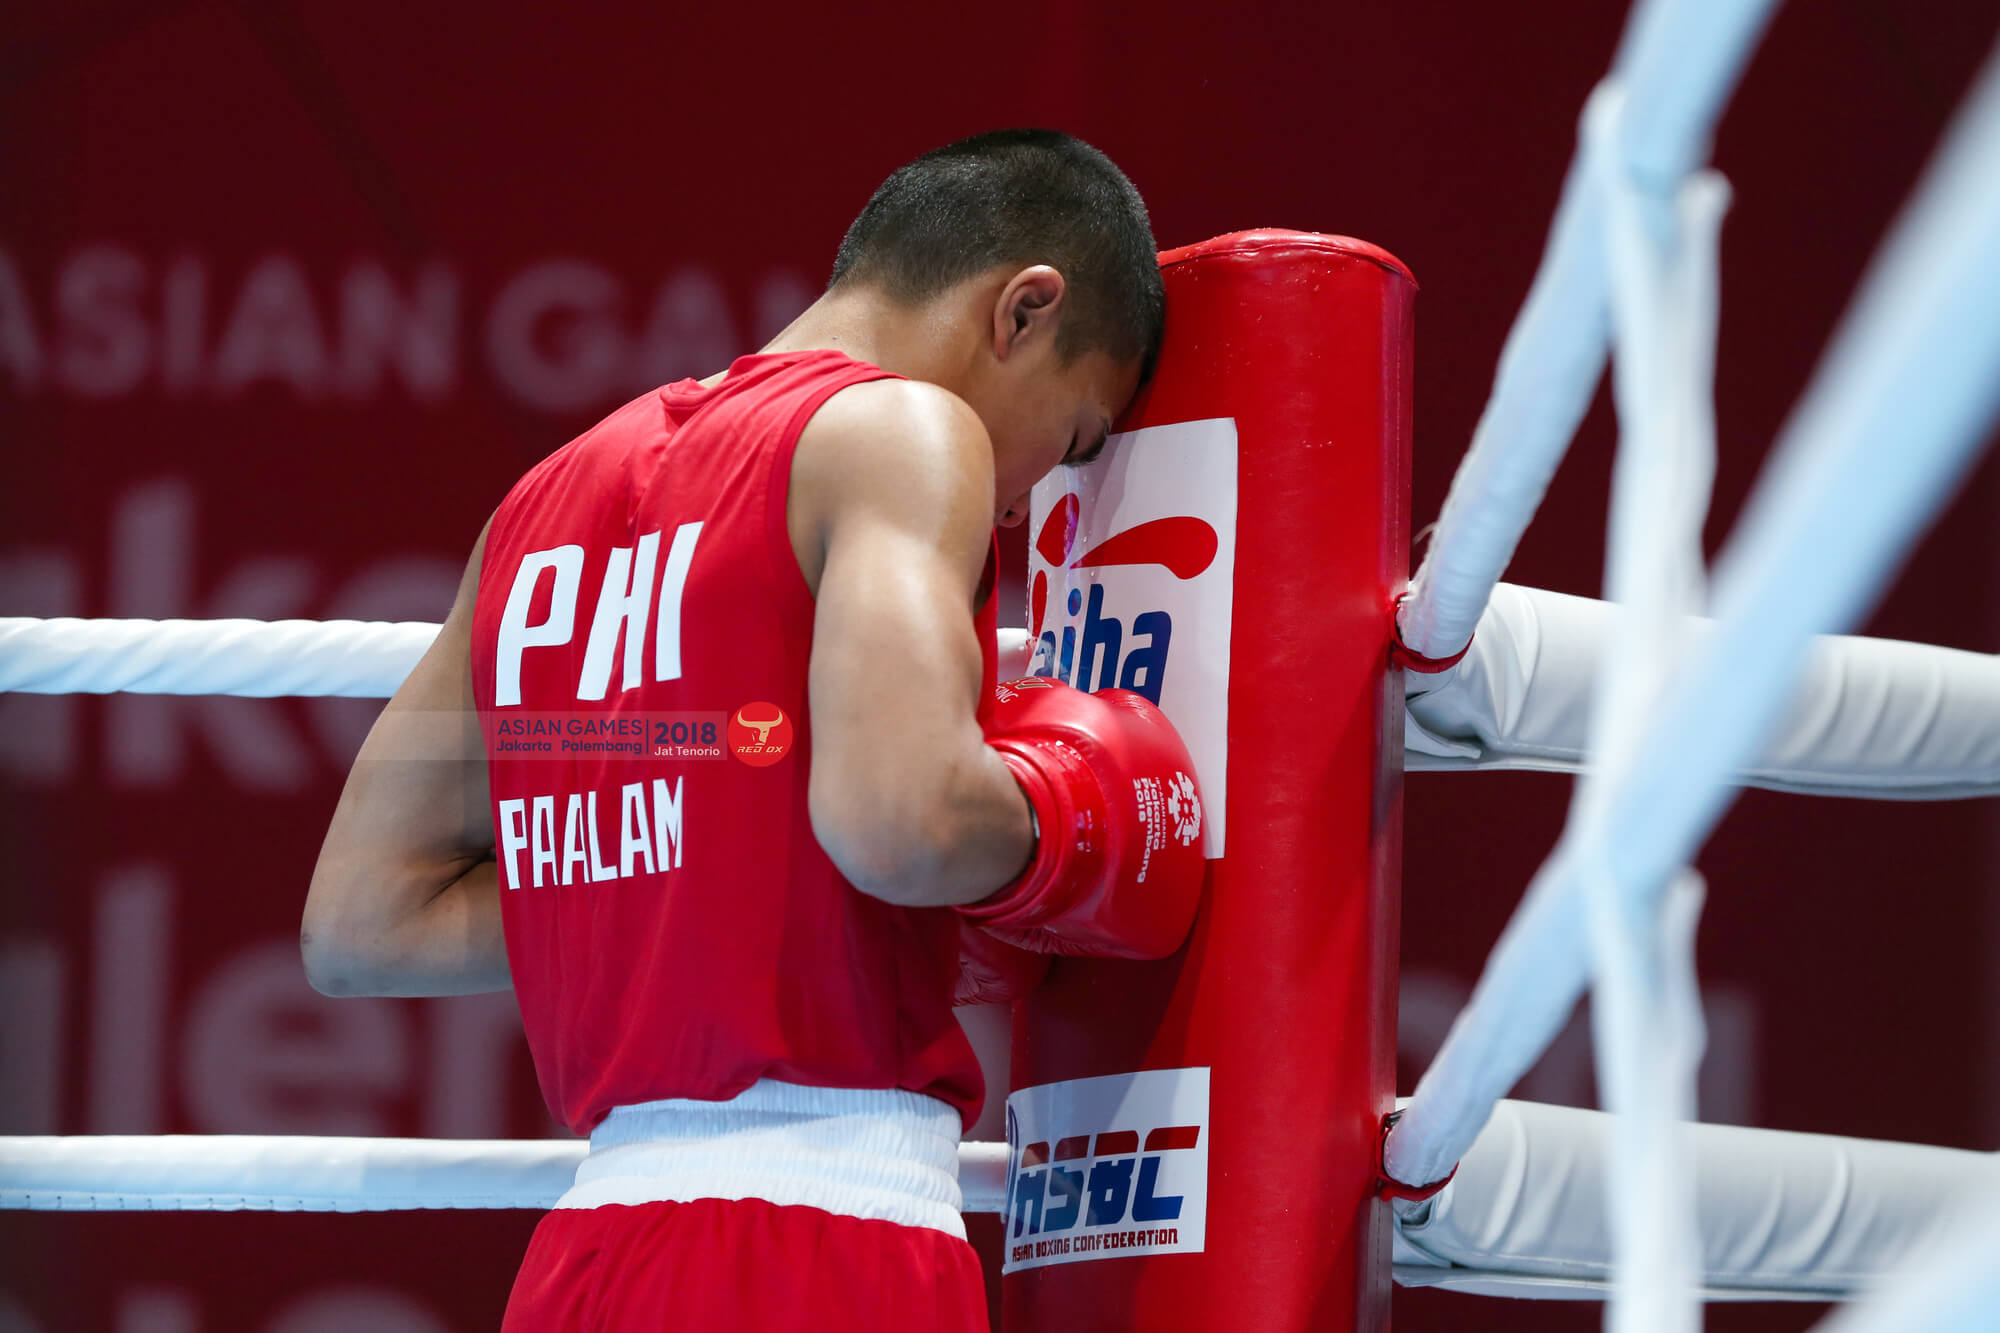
top-left (958, 678), bottom-right (1206, 959)
top-left (952, 919), bottom-right (1052, 1006)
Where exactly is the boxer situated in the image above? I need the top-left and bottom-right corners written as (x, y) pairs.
top-left (302, 129), bottom-right (1203, 1331)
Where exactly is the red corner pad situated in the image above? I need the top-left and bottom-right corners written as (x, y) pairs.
top-left (1376, 1109), bottom-right (1458, 1203)
top-left (1389, 594), bottom-right (1472, 675)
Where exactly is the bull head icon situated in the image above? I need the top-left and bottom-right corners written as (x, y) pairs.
top-left (736, 706), bottom-right (784, 746)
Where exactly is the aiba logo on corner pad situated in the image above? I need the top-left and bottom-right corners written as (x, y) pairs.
top-left (1002, 1067), bottom-right (1211, 1274)
top-left (1027, 418), bottom-right (1236, 857)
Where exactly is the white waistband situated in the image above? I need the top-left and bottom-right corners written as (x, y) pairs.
top-left (556, 1080), bottom-right (967, 1239)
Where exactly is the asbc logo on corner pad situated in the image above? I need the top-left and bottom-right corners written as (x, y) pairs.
top-left (1003, 1067), bottom-right (1212, 1274)
top-left (727, 702), bottom-right (794, 766)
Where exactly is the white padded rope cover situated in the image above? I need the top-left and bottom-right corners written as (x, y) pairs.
top-left (0, 1136), bottom-right (1010, 1215)
top-left (1389, 1100), bottom-right (1997, 1302)
top-left (1817, 1176), bottom-right (2000, 1331)
top-left (1407, 582), bottom-right (2000, 798)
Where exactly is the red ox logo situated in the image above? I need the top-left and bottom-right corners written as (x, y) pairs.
top-left (735, 706), bottom-right (783, 745)
top-left (727, 702), bottom-right (794, 766)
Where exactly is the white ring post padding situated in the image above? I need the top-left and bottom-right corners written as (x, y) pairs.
top-left (0, 618), bottom-right (440, 697)
top-left (0, 1137), bottom-right (1011, 1215)
top-left (1388, 37), bottom-right (2000, 1193)
top-left (1405, 583), bottom-right (2000, 799)
top-left (1389, 1100), bottom-right (2000, 1302)
top-left (0, 618), bottom-right (1038, 701)
top-left (1398, 0), bottom-right (1780, 660)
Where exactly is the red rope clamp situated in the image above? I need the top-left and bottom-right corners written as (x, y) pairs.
top-left (1375, 1109), bottom-right (1458, 1203)
top-left (1388, 593), bottom-right (1473, 675)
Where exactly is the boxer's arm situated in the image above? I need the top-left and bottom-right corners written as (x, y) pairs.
top-left (301, 521), bottom-right (511, 997)
top-left (797, 379), bottom-right (1036, 908)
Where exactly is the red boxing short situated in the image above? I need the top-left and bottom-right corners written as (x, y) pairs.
top-left (501, 1196), bottom-right (989, 1331)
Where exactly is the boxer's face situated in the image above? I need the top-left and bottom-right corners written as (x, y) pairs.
top-left (961, 266), bottom-right (1143, 527)
top-left (985, 348), bottom-right (1138, 528)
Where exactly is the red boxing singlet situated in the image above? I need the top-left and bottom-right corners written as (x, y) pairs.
top-left (469, 350), bottom-right (993, 1136)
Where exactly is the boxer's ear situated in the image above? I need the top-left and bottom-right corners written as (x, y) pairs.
top-left (992, 266), bottom-right (1068, 362)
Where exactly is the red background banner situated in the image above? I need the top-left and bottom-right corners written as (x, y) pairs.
top-left (4, 3), bottom-right (1998, 1329)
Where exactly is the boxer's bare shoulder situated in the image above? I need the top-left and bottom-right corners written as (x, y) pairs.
top-left (786, 376), bottom-right (995, 600)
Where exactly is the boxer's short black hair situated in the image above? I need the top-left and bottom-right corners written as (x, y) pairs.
top-left (829, 129), bottom-right (1165, 384)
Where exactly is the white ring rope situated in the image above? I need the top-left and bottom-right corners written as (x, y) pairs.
top-left (0, 619), bottom-right (1039, 700)
top-left (6, 1106), bottom-right (1987, 1308)
top-left (1575, 74), bottom-right (1730, 1332)
top-left (0, 617), bottom-right (439, 697)
top-left (0, 1136), bottom-right (1010, 1216)
top-left (1396, 0), bottom-right (1779, 661)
